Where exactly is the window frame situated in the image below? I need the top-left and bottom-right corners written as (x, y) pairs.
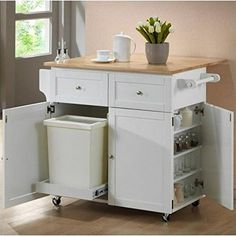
top-left (15, 0), bottom-right (53, 59)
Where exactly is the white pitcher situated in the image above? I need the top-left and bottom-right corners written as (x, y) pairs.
top-left (113, 32), bottom-right (136, 62)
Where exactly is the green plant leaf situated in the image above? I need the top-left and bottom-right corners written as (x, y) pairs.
top-left (161, 23), bottom-right (171, 43)
top-left (153, 32), bottom-right (158, 44)
top-left (136, 27), bottom-right (151, 43)
top-left (143, 26), bottom-right (156, 43)
top-left (136, 17), bottom-right (173, 44)
top-left (157, 22), bottom-right (166, 43)
top-left (149, 17), bottom-right (155, 26)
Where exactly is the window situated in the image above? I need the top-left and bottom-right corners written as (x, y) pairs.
top-left (15, 0), bottom-right (52, 58)
top-left (16, 0), bottom-right (51, 13)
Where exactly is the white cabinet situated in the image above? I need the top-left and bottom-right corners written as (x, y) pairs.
top-left (1, 66), bottom-right (234, 221)
top-left (172, 103), bottom-right (234, 212)
top-left (2, 102), bottom-right (108, 208)
top-left (107, 102), bottom-right (234, 216)
top-left (108, 70), bottom-right (234, 220)
top-left (108, 108), bottom-right (173, 213)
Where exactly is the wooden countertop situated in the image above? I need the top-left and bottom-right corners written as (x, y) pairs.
top-left (44, 54), bottom-right (226, 75)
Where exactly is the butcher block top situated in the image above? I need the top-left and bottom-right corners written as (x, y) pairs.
top-left (44, 54), bottom-right (226, 75)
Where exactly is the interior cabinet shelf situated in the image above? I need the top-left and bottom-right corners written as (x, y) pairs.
top-left (173, 194), bottom-right (205, 213)
top-left (174, 123), bottom-right (201, 135)
top-left (174, 145), bottom-right (202, 159)
top-left (174, 169), bottom-right (202, 183)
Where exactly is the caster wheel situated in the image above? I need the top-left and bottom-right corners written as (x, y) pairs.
top-left (52, 196), bottom-right (61, 206)
top-left (192, 200), bottom-right (200, 207)
top-left (162, 213), bottom-right (170, 222)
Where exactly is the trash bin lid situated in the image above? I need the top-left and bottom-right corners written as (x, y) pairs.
top-left (44, 115), bottom-right (107, 130)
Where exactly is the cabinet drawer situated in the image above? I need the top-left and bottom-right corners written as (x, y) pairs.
top-left (109, 73), bottom-right (171, 111)
top-left (52, 69), bottom-right (108, 106)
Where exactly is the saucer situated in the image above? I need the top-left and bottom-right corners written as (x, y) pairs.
top-left (91, 58), bottom-right (116, 63)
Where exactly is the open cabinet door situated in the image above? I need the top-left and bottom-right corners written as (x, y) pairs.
top-left (3, 102), bottom-right (50, 208)
top-left (202, 103), bottom-right (234, 210)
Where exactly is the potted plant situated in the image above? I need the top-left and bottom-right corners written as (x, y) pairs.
top-left (136, 17), bottom-right (174, 64)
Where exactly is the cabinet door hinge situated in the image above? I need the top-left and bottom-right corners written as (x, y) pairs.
top-left (172, 117), bottom-right (174, 126)
top-left (47, 105), bottom-right (55, 114)
top-left (5, 115), bottom-right (8, 123)
top-left (230, 113), bottom-right (232, 122)
top-left (172, 200), bottom-right (174, 209)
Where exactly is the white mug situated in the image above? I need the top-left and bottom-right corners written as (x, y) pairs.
top-left (174, 114), bottom-right (182, 130)
top-left (96, 50), bottom-right (113, 61)
top-left (181, 107), bottom-right (193, 127)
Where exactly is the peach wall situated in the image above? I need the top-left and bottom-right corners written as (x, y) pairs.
top-left (85, 1), bottom-right (236, 186)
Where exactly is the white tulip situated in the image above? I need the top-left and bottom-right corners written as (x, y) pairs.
top-left (159, 20), bottom-right (164, 25)
top-left (148, 26), bottom-right (155, 33)
top-left (154, 21), bottom-right (160, 27)
top-left (154, 16), bottom-right (159, 21)
top-left (137, 21), bottom-right (143, 28)
top-left (155, 25), bottom-right (161, 33)
top-left (145, 21), bottom-right (150, 27)
top-left (169, 27), bottom-right (175, 33)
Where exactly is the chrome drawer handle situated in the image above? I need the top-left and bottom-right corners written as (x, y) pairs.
top-left (75, 85), bottom-right (82, 90)
top-left (136, 90), bottom-right (143, 96)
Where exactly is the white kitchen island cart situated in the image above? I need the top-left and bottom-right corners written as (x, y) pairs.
top-left (2, 55), bottom-right (234, 222)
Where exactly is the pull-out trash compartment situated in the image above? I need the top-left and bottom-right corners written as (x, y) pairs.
top-left (44, 115), bottom-right (108, 189)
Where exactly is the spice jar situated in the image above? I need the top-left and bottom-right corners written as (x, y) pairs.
top-left (178, 158), bottom-right (184, 175)
top-left (182, 137), bottom-right (187, 150)
top-left (178, 137), bottom-right (183, 152)
top-left (191, 133), bottom-right (199, 147)
top-left (174, 188), bottom-right (178, 206)
top-left (190, 183), bottom-right (196, 196)
top-left (185, 135), bottom-right (192, 149)
top-left (184, 156), bottom-right (191, 173)
top-left (184, 183), bottom-right (190, 198)
top-left (174, 138), bottom-right (178, 154)
top-left (174, 183), bottom-right (184, 203)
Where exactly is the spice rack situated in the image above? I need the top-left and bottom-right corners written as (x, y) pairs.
top-left (173, 104), bottom-right (204, 210)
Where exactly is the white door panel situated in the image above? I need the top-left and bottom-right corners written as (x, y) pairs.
top-left (108, 108), bottom-right (173, 213)
top-left (202, 103), bottom-right (234, 210)
top-left (3, 102), bottom-right (50, 207)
